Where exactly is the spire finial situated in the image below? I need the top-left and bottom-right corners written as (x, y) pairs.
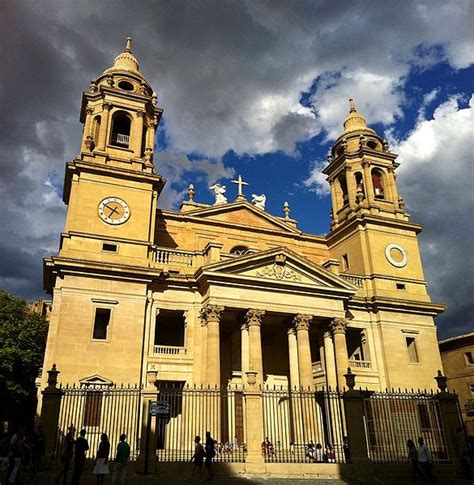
top-left (125, 37), bottom-right (132, 52)
top-left (349, 98), bottom-right (356, 113)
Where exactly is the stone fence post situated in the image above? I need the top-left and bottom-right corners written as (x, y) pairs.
top-left (435, 370), bottom-right (464, 467)
top-left (40, 364), bottom-right (63, 459)
top-left (243, 370), bottom-right (265, 473)
top-left (342, 368), bottom-right (373, 476)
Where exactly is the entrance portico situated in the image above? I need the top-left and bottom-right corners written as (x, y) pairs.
top-left (196, 246), bottom-right (356, 389)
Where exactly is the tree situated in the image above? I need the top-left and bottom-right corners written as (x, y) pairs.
top-left (0, 290), bottom-right (49, 427)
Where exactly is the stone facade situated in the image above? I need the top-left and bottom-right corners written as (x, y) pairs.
top-left (439, 333), bottom-right (474, 434)
top-left (40, 38), bottom-right (445, 403)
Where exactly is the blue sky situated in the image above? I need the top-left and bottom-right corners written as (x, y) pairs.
top-left (0, 0), bottom-right (473, 338)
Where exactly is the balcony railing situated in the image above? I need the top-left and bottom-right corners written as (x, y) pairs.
top-left (312, 361), bottom-right (324, 374)
top-left (112, 133), bottom-right (130, 146)
top-left (153, 345), bottom-right (187, 355)
top-left (348, 359), bottom-right (372, 369)
top-left (155, 248), bottom-right (195, 267)
top-left (340, 274), bottom-right (365, 288)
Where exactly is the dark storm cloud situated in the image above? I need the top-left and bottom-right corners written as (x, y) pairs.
top-left (0, 1), bottom-right (472, 341)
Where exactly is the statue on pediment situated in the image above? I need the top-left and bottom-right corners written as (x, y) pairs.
top-left (252, 193), bottom-right (266, 210)
top-left (209, 183), bottom-right (227, 205)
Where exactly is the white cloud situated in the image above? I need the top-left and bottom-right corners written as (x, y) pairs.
top-left (395, 95), bottom-right (474, 333)
top-left (303, 160), bottom-right (330, 197)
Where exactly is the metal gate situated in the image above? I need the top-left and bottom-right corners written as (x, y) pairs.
top-left (363, 390), bottom-right (448, 463)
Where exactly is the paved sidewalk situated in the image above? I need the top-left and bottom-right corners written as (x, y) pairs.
top-left (1, 469), bottom-right (471, 484)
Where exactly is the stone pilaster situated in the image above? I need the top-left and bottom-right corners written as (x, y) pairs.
top-left (293, 314), bottom-right (313, 389)
top-left (97, 102), bottom-right (111, 151)
top-left (244, 309), bottom-right (265, 386)
top-left (199, 304), bottom-right (224, 387)
top-left (330, 318), bottom-right (349, 389)
top-left (132, 109), bottom-right (145, 157)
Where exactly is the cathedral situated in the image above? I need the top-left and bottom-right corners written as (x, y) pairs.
top-left (40, 38), bottom-right (445, 404)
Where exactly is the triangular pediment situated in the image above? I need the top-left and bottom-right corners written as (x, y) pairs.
top-left (197, 247), bottom-right (357, 293)
top-left (79, 374), bottom-right (113, 387)
top-left (183, 202), bottom-right (300, 234)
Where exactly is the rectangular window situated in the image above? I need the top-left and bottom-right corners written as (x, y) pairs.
top-left (342, 254), bottom-right (349, 272)
top-left (406, 337), bottom-right (419, 363)
top-left (102, 242), bottom-right (118, 252)
top-left (84, 391), bottom-right (103, 427)
top-left (396, 283), bottom-right (406, 290)
top-left (465, 351), bottom-right (474, 365)
top-left (155, 310), bottom-right (185, 347)
top-left (93, 308), bottom-right (111, 340)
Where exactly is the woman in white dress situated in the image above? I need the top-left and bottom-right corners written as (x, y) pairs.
top-left (93, 433), bottom-right (110, 484)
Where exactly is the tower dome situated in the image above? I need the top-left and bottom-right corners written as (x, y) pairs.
top-left (103, 37), bottom-right (144, 79)
top-left (341, 98), bottom-right (375, 136)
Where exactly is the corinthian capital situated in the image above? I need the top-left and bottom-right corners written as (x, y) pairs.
top-left (293, 314), bottom-right (313, 331)
top-left (199, 304), bottom-right (224, 325)
top-left (330, 318), bottom-right (348, 335)
top-left (244, 309), bottom-right (265, 327)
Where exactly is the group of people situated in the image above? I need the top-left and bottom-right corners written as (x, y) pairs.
top-left (0, 425), bottom-right (45, 484)
top-left (190, 431), bottom-right (217, 481)
top-left (55, 426), bottom-right (130, 485)
top-left (407, 437), bottom-right (436, 483)
top-left (305, 441), bottom-right (338, 463)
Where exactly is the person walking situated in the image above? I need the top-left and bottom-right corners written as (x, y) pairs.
top-left (56, 426), bottom-right (75, 484)
top-left (7, 431), bottom-right (25, 484)
top-left (190, 435), bottom-right (205, 481)
top-left (111, 434), bottom-right (130, 485)
top-left (417, 437), bottom-right (435, 483)
top-left (93, 433), bottom-right (110, 484)
top-left (204, 431), bottom-right (215, 480)
top-left (31, 425), bottom-right (46, 481)
top-left (71, 429), bottom-right (89, 485)
top-left (407, 439), bottom-right (421, 483)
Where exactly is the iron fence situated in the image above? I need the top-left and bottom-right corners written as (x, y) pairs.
top-left (54, 384), bottom-right (142, 461)
top-left (363, 390), bottom-right (448, 463)
top-left (153, 383), bottom-right (246, 463)
top-left (262, 387), bottom-right (347, 463)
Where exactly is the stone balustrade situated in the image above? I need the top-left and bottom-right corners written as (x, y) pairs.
top-left (340, 273), bottom-right (365, 288)
top-left (155, 247), bottom-right (195, 267)
top-left (153, 345), bottom-right (187, 355)
top-left (348, 359), bottom-right (372, 369)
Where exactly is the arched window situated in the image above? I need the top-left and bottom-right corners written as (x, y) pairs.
top-left (110, 111), bottom-right (131, 148)
top-left (366, 140), bottom-right (378, 150)
top-left (372, 168), bottom-right (385, 199)
top-left (93, 115), bottom-right (101, 148)
top-left (230, 245), bottom-right (250, 256)
top-left (338, 174), bottom-right (348, 204)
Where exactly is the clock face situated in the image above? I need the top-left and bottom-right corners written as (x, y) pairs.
top-left (98, 197), bottom-right (130, 225)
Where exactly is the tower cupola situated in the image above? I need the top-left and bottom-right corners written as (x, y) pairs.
top-left (78, 37), bottom-right (163, 173)
top-left (323, 98), bottom-right (408, 229)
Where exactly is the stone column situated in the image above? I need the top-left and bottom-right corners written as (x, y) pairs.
top-left (241, 321), bottom-right (249, 379)
top-left (132, 110), bottom-right (145, 157)
top-left (200, 304), bottom-right (224, 387)
top-left (97, 103), bottom-right (111, 151)
top-left (81, 107), bottom-right (94, 152)
top-left (294, 314), bottom-right (314, 389)
top-left (330, 318), bottom-right (349, 390)
top-left (40, 365), bottom-right (63, 459)
top-left (287, 325), bottom-right (300, 389)
top-left (245, 309), bottom-right (265, 387)
top-left (362, 161), bottom-right (375, 205)
top-left (323, 330), bottom-right (338, 389)
top-left (345, 167), bottom-right (357, 209)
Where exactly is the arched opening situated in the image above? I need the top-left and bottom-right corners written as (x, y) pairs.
top-left (366, 140), bottom-right (378, 150)
top-left (371, 168), bottom-right (385, 199)
top-left (338, 174), bottom-right (348, 205)
top-left (93, 115), bottom-right (101, 148)
top-left (110, 111), bottom-right (131, 148)
top-left (355, 172), bottom-right (365, 198)
top-left (117, 80), bottom-right (134, 92)
top-left (230, 245), bottom-right (250, 256)
top-left (141, 125), bottom-right (148, 157)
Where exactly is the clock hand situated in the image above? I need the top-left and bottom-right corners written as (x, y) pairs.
top-left (106, 205), bottom-right (119, 217)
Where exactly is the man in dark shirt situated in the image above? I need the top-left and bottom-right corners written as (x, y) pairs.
top-left (204, 431), bottom-right (215, 480)
top-left (71, 429), bottom-right (89, 485)
top-left (56, 426), bottom-right (75, 484)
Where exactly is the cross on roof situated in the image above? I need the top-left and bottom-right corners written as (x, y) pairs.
top-left (231, 175), bottom-right (249, 201)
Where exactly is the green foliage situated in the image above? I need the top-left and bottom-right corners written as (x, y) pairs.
top-left (0, 290), bottom-right (49, 422)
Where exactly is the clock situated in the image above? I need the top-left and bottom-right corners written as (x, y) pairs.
top-left (98, 197), bottom-right (130, 225)
top-left (385, 243), bottom-right (408, 268)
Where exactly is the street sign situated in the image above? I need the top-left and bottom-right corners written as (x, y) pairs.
top-left (149, 400), bottom-right (170, 417)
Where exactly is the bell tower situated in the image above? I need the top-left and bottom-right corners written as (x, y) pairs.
top-left (52, 38), bottom-right (165, 272)
top-left (324, 99), bottom-right (407, 230)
